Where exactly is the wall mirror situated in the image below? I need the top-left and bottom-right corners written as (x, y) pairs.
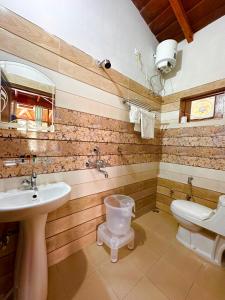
top-left (0, 61), bottom-right (55, 132)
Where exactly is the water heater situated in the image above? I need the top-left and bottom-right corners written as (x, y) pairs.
top-left (154, 39), bottom-right (178, 73)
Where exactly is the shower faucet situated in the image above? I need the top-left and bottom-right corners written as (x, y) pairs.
top-left (86, 147), bottom-right (109, 178)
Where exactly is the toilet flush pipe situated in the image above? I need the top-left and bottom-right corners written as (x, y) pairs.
top-left (186, 176), bottom-right (193, 201)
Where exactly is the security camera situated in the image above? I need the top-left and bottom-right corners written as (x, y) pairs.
top-left (96, 59), bottom-right (111, 69)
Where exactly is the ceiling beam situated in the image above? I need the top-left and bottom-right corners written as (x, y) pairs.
top-left (168, 0), bottom-right (193, 43)
top-left (140, 0), bottom-right (152, 13)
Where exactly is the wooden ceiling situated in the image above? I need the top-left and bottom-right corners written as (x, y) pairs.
top-left (132, 0), bottom-right (225, 42)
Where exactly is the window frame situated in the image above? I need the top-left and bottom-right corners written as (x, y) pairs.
top-left (179, 88), bottom-right (225, 123)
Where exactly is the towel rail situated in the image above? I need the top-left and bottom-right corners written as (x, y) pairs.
top-left (123, 98), bottom-right (152, 112)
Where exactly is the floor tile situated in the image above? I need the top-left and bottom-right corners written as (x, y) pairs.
top-left (195, 263), bottom-right (225, 300)
top-left (125, 244), bottom-right (160, 274)
top-left (125, 276), bottom-right (168, 300)
top-left (56, 250), bottom-right (95, 298)
top-left (98, 258), bottom-right (143, 299)
top-left (136, 211), bottom-right (176, 228)
top-left (146, 257), bottom-right (192, 300)
top-left (48, 265), bottom-right (68, 300)
top-left (83, 242), bottom-right (110, 267)
top-left (162, 242), bottom-right (203, 283)
top-left (71, 271), bottom-right (117, 300)
top-left (145, 231), bottom-right (171, 256)
top-left (47, 211), bottom-right (225, 300)
top-left (134, 211), bottom-right (162, 229)
top-left (186, 283), bottom-right (219, 300)
top-left (132, 222), bottom-right (150, 248)
top-left (151, 221), bottom-right (177, 242)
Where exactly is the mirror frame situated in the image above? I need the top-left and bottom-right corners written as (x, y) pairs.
top-left (0, 61), bottom-right (56, 132)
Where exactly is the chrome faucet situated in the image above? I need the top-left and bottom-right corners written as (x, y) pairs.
top-left (21, 171), bottom-right (38, 191)
top-left (96, 160), bottom-right (109, 178)
top-left (85, 147), bottom-right (109, 178)
top-left (31, 171), bottom-right (38, 191)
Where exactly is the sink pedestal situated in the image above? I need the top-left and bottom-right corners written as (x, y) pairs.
top-left (15, 214), bottom-right (48, 300)
top-left (0, 182), bottom-right (71, 299)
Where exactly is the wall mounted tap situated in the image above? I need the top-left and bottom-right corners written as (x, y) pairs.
top-left (86, 147), bottom-right (109, 178)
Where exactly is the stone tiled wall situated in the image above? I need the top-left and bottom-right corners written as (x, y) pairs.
top-left (158, 80), bottom-right (225, 214)
top-left (161, 125), bottom-right (225, 171)
top-left (0, 107), bottom-right (161, 178)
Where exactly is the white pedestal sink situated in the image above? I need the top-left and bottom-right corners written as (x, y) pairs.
top-left (0, 182), bottom-right (71, 300)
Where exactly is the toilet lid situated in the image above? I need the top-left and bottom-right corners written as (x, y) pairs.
top-left (171, 200), bottom-right (214, 221)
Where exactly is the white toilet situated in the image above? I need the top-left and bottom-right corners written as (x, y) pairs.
top-left (171, 195), bottom-right (225, 266)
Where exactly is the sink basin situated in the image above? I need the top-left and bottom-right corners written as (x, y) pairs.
top-left (0, 182), bottom-right (71, 300)
top-left (0, 182), bottom-right (71, 222)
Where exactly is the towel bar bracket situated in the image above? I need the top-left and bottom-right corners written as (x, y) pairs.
top-left (123, 98), bottom-right (158, 119)
top-left (123, 98), bottom-right (153, 112)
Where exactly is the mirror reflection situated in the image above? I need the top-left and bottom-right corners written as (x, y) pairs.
top-left (0, 61), bottom-right (55, 131)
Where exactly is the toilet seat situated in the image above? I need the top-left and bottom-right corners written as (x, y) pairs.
top-left (171, 200), bottom-right (214, 221)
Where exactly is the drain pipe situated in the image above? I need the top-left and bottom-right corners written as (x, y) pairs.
top-left (186, 176), bottom-right (193, 201)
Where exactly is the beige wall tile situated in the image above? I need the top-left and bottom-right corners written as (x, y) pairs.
top-left (0, 6), bottom-right (60, 54)
top-left (0, 28), bottom-right (59, 71)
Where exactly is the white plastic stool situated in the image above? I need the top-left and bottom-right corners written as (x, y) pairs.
top-left (97, 222), bottom-right (134, 263)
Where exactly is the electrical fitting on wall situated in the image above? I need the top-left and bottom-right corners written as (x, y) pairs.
top-left (134, 39), bottom-right (178, 95)
top-left (134, 48), bottom-right (151, 89)
top-left (134, 47), bottom-right (162, 95)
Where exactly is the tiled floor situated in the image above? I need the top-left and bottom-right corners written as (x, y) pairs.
top-left (48, 211), bottom-right (225, 300)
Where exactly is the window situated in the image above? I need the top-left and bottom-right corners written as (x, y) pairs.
top-left (180, 89), bottom-right (225, 122)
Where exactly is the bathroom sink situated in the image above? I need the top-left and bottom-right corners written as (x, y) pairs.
top-left (0, 182), bottom-right (71, 222)
top-left (0, 182), bottom-right (71, 300)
